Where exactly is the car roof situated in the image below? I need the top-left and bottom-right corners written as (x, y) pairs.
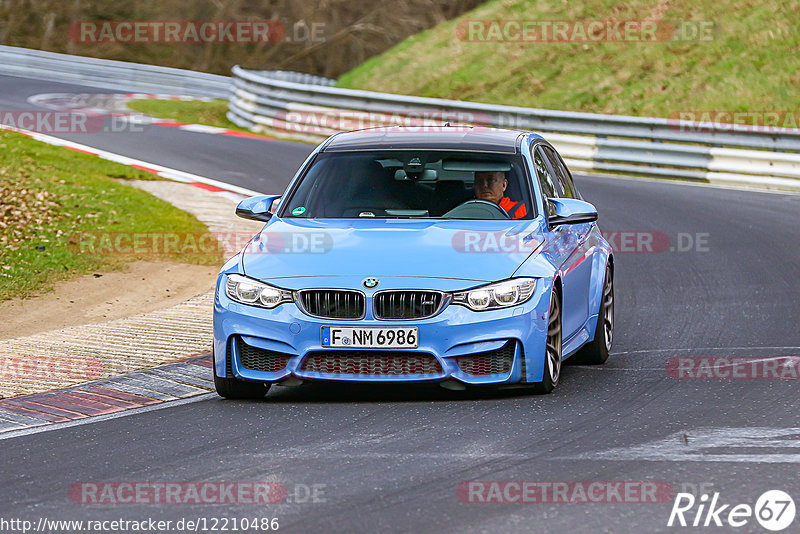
top-left (321, 126), bottom-right (541, 154)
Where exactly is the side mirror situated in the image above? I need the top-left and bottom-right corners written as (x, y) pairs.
top-left (235, 195), bottom-right (281, 222)
top-left (547, 198), bottom-right (598, 228)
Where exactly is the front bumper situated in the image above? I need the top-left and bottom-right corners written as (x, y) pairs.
top-left (213, 275), bottom-right (552, 386)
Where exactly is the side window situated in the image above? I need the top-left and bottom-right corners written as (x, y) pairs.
top-left (543, 146), bottom-right (575, 199)
top-left (533, 147), bottom-right (559, 199)
top-left (554, 150), bottom-right (581, 198)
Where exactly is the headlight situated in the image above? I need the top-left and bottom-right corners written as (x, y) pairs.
top-left (225, 274), bottom-right (293, 309)
top-left (452, 278), bottom-right (536, 311)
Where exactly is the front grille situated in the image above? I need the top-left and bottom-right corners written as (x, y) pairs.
top-left (373, 290), bottom-right (445, 319)
top-left (300, 351), bottom-right (443, 376)
top-left (455, 341), bottom-right (515, 376)
top-left (235, 337), bottom-right (292, 373)
top-left (298, 289), bottom-right (364, 319)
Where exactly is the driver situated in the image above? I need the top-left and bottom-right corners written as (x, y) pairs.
top-left (473, 171), bottom-right (527, 219)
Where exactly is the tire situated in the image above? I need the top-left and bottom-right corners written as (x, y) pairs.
top-left (532, 287), bottom-right (562, 394)
top-left (571, 263), bottom-right (614, 365)
top-left (213, 357), bottom-right (271, 399)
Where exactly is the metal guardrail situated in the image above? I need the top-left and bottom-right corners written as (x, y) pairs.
top-left (228, 65), bottom-right (800, 189)
top-left (0, 45), bottom-right (230, 98)
top-left (1, 47), bottom-right (797, 189)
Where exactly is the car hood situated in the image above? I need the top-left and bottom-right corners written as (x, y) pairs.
top-left (241, 218), bottom-right (543, 284)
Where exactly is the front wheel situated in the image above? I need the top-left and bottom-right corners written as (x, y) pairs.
top-left (571, 263), bottom-right (614, 365)
top-left (531, 288), bottom-right (562, 394)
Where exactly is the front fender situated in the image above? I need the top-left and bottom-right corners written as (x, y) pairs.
top-left (587, 226), bottom-right (613, 330)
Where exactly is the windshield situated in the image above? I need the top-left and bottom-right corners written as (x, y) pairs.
top-left (280, 150), bottom-right (535, 220)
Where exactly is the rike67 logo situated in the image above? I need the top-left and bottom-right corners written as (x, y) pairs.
top-left (668, 490), bottom-right (796, 531)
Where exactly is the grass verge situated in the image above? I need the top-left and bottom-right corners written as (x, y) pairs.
top-left (126, 99), bottom-right (253, 133)
top-left (127, 98), bottom-right (316, 144)
top-left (0, 130), bottom-right (222, 301)
top-left (337, 0), bottom-right (799, 118)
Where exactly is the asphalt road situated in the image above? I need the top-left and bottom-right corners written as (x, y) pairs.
top-left (0, 74), bottom-right (313, 193)
top-left (1, 74), bottom-right (799, 533)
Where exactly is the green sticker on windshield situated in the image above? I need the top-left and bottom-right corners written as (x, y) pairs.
top-left (291, 206), bottom-right (306, 215)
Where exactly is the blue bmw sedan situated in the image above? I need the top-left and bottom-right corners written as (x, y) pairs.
top-left (213, 127), bottom-right (614, 398)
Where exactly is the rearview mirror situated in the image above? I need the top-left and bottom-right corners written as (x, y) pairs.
top-left (235, 195), bottom-right (281, 222)
top-left (546, 198), bottom-right (598, 228)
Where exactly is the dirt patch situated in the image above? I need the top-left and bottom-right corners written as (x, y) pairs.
top-left (0, 260), bottom-right (218, 340)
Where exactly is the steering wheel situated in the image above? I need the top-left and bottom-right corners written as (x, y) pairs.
top-left (442, 199), bottom-right (511, 220)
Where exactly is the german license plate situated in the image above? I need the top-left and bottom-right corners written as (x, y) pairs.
top-left (321, 326), bottom-right (418, 348)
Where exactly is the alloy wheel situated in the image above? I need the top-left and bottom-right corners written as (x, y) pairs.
top-left (546, 292), bottom-right (562, 385)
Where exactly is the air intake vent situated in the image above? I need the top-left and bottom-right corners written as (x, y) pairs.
top-left (455, 341), bottom-right (515, 376)
top-left (301, 351), bottom-right (443, 376)
top-left (234, 337), bottom-right (292, 373)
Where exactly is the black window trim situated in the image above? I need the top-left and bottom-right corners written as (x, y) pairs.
top-left (277, 151), bottom-right (322, 218)
top-left (531, 141), bottom-right (569, 224)
top-left (552, 147), bottom-right (583, 200)
top-left (530, 141), bottom-right (560, 199)
top-left (538, 144), bottom-right (571, 199)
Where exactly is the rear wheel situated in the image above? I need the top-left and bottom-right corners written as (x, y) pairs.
top-left (571, 263), bottom-right (614, 365)
top-left (532, 288), bottom-right (562, 394)
top-left (214, 357), bottom-right (270, 399)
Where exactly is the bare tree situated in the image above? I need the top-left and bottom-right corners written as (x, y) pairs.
top-left (0, 0), bottom-right (484, 77)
